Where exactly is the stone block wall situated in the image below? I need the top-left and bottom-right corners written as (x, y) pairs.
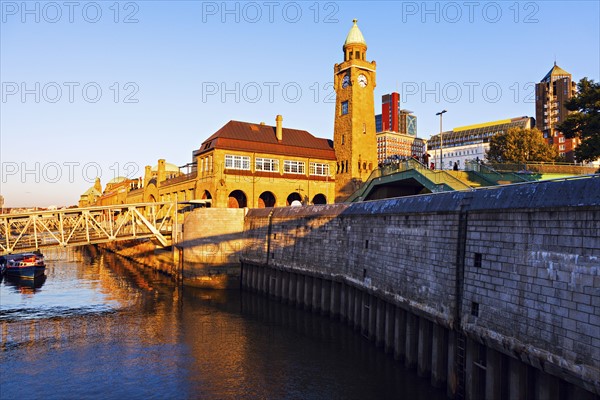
top-left (180, 207), bottom-right (247, 288)
top-left (240, 178), bottom-right (600, 394)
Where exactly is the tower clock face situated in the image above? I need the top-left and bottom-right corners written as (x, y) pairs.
top-left (342, 74), bottom-right (350, 89)
top-left (358, 74), bottom-right (368, 87)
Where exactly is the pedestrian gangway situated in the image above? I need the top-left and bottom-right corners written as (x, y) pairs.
top-left (346, 159), bottom-right (474, 202)
top-left (0, 202), bottom-right (184, 255)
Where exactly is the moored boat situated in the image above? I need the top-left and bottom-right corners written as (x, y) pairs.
top-left (4, 252), bottom-right (46, 279)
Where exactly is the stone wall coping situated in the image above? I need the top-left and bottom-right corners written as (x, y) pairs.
top-left (245, 177), bottom-right (600, 218)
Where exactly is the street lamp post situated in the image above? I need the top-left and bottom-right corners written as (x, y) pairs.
top-left (436, 110), bottom-right (447, 170)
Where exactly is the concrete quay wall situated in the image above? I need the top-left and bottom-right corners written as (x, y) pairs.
top-left (240, 178), bottom-right (600, 399)
top-left (180, 208), bottom-right (247, 288)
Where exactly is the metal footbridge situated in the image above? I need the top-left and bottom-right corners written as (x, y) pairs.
top-left (0, 202), bottom-right (183, 255)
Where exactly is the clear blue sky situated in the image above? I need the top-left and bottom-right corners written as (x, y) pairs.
top-left (1, 1), bottom-right (598, 207)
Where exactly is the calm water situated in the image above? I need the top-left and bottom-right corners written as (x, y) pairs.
top-left (0, 247), bottom-right (448, 400)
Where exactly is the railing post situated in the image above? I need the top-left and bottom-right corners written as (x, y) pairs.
top-left (32, 215), bottom-right (38, 250)
top-left (59, 212), bottom-right (65, 246)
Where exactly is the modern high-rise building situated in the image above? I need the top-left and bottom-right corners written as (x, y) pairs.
top-left (400, 109), bottom-right (417, 136)
top-left (375, 92), bottom-right (417, 136)
top-left (535, 63), bottom-right (578, 161)
top-left (381, 92), bottom-right (400, 132)
top-left (375, 95), bottom-right (423, 164)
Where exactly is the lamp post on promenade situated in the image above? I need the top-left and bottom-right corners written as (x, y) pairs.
top-left (436, 110), bottom-right (447, 170)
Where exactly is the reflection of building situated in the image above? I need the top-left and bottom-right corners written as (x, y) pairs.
top-left (376, 131), bottom-right (426, 164)
top-left (333, 20), bottom-right (378, 202)
top-left (535, 63), bottom-right (578, 161)
top-left (428, 116), bottom-right (534, 170)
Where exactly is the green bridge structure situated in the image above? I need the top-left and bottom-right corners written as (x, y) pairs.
top-left (346, 159), bottom-right (598, 202)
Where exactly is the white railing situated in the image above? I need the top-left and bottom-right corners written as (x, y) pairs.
top-left (0, 202), bottom-right (180, 255)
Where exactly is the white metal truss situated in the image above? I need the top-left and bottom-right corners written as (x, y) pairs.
top-left (0, 202), bottom-right (180, 255)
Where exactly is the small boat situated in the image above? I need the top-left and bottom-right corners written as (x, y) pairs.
top-left (4, 252), bottom-right (46, 279)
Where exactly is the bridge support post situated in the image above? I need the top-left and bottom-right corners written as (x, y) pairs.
top-left (375, 298), bottom-right (385, 347)
top-left (288, 272), bottom-right (297, 305)
top-left (275, 269), bottom-right (282, 299)
top-left (303, 276), bottom-right (313, 310)
top-left (418, 317), bottom-right (433, 378)
top-left (354, 290), bottom-right (363, 332)
top-left (485, 347), bottom-right (503, 400)
top-left (536, 369), bottom-right (560, 400)
top-left (384, 302), bottom-right (395, 354)
top-left (340, 283), bottom-right (347, 319)
top-left (330, 281), bottom-right (340, 318)
top-left (431, 324), bottom-right (448, 388)
top-left (405, 313), bottom-right (418, 369)
top-left (262, 267), bottom-right (269, 294)
top-left (508, 356), bottom-right (526, 400)
top-left (321, 279), bottom-right (331, 315)
top-left (279, 270), bottom-right (287, 301)
top-left (312, 277), bottom-right (321, 312)
top-left (394, 307), bottom-right (407, 361)
top-left (255, 265), bottom-right (262, 292)
top-left (253, 265), bottom-right (260, 292)
top-left (367, 295), bottom-right (376, 340)
top-left (295, 274), bottom-right (304, 307)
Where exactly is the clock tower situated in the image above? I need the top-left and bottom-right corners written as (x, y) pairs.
top-left (333, 19), bottom-right (377, 202)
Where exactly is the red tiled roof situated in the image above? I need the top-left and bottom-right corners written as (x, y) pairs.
top-left (196, 120), bottom-right (336, 160)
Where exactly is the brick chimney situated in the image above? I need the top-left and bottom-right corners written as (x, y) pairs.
top-left (276, 115), bottom-right (283, 141)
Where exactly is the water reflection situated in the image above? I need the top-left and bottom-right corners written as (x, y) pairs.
top-left (3, 274), bottom-right (47, 294)
top-left (0, 248), bottom-right (448, 400)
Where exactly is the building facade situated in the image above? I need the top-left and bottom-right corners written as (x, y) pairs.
top-left (376, 131), bottom-right (426, 165)
top-left (333, 19), bottom-right (378, 202)
top-left (535, 63), bottom-right (578, 161)
top-left (428, 116), bottom-right (534, 170)
top-left (400, 110), bottom-right (417, 136)
top-left (381, 92), bottom-right (399, 132)
top-left (192, 117), bottom-right (336, 208)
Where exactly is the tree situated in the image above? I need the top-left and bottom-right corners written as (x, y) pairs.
top-left (486, 127), bottom-right (558, 163)
top-left (557, 78), bottom-right (600, 163)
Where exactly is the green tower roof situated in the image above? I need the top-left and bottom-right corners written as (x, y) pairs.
top-left (344, 19), bottom-right (366, 47)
